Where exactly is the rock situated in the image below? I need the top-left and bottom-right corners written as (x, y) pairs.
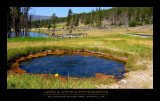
top-left (123, 73), bottom-right (129, 78)
top-left (121, 79), bottom-right (127, 83)
top-left (107, 85), bottom-right (119, 89)
top-left (113, 85), bottom-right (119, 88)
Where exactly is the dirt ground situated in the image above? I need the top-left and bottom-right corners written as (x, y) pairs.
top-left (96, 61), bottom-right (153, 89)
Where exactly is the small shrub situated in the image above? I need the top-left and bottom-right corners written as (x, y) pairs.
top-left (144, 19), bottom-right (150, 24)
top-left (129, 21), bottom-right (137, 27)
top-left (111, 22), bottom-right (114, 25)
top-left (47, 24), bottom-right (51, 29)
top-left (139, 21), bottom-right (143, 26)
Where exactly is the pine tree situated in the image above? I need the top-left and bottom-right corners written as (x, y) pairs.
top-left (74, 15), bottom-right (79, 27)
top-left (90, 10), bottom-right (94, 26)
top-left (11, 7), bottom-right (16, 37)
top-left (10, 7), bottom-right (21, 37)
top-left (23, 7), bottom-right (30, 36)
top-left (84, 15), bottom-right (90, 25)
top-left (51, 13), bottom-right (57, 36)
top-left (96, 7), bottom-right (102, 29)
top-left (69, 16), bottom-right (73, 33)
top-left (66, 9), bottom-right (72, 27)
top-left (7, 7), bottom-right (12, 38)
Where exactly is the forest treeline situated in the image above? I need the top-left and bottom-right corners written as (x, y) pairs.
top-left (7, 7), bottom-right (32, 38)
top-left (7, 7), bottom-right (153, 38)
top-left (32, 7), bottom-right (153, 29)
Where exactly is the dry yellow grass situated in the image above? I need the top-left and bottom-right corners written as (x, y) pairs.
top-left (105, 38), bottom-right (153, 46)
top-left (7, 40), bottom-right (104, 49)
top-left (31, 24), bottom-right (153, 37)
top-left (126, 25), bottom-right (153, 34)
top-left (7, 25), bottom-right (153, 53)
top-left (60, 25), bottom-right (153, 36)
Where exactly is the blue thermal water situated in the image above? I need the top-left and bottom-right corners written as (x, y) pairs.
top-left (19, 54), bottom-right (126, 78)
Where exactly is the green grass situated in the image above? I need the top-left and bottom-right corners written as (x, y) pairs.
top-left (104, 33), bottom-right (153, 40)
top-left (7, 45), bottom-right (129, 62)
top-left (105, 41), bottom-right (152, 54)
top-left (55, 24), bottom-right (66, 28)
top-left (7, 73), bottom-right (115, 89)
top-left (125, 54), bottom-right (147, 71)
top-left (7, 33), bottom-right (153, 65)
top-left (7, 37), bottom-right (63, 42)
top-left (7, 31), bottom-right (153, 89)
top-left (7, 33), bottom-right (153, 42)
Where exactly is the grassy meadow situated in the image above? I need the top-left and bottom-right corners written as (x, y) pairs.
top-left (7, 24), bottom-right (153, 89)
top-left (7, 73), bottom-right (115, 89)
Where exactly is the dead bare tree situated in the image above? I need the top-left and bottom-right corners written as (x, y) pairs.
top-left (108, 15), bottom-right (112, 25)
top-left (124, 10), bottom-right (129, 31)
top-left (131, 8), bottom-right (134, 21)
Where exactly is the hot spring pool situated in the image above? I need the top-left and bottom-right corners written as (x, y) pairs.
top-left (19, 54), bottom-right (126, 78)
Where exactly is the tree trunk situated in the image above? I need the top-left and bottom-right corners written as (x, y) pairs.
top-left (24, 7), bottom-right (30, 36)
top-left (124, 11), bottom-right (129, 31)
top-left (11, 7), bottom-right (16, 37)
top-left (69, 16), bottom-right (73, 33)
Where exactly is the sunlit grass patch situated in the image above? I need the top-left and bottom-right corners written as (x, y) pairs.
top-left (125, 54), bottom-right (148, 71)
top-left (7, 25), bottom-right (153, 89)
top-left (30, 24), bottom-right (153, 37)
top-left (7, 73), bottom-right (115, 89)
top-left (7, 32), bottom-right (153, 63)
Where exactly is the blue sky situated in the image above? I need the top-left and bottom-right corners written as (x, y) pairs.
top-left (29, 7), bottom-right (112, 17)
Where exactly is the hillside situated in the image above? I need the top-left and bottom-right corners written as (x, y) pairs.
top-left (31, 15), bottom-right (51, 21)
top-left (31, 7), bottom-right (153, 28)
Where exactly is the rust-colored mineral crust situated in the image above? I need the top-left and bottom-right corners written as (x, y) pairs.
top-left (8, 50), bottom-right (128, 80)
top-left (94, 73), bottom-right (114, 79)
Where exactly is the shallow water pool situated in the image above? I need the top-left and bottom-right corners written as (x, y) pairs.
top-left (7, 32), bottom-right (49, 38)
top-left (19, 54), bottom-right (126, 78)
